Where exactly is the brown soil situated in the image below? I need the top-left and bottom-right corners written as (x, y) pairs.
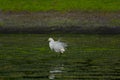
top-left (0, 11), bottom-right (120, 34)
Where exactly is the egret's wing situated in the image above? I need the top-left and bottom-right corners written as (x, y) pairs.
top-left (61, 42), bottom-right (67, 47)
top-left (56, 41), bottom-right (67, 48)
top-left (57, 38), bottom-right (67, 47)
top-left (55, 41), bottom-right (67, 53)
top-left (58, 38), bottom-right (61, 42)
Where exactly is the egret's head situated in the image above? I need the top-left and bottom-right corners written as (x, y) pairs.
top-left (48, 37), bottom-right (54, 42)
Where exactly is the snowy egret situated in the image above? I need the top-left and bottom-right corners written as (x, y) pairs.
top-left (48, 38), bottom-right (67, 53)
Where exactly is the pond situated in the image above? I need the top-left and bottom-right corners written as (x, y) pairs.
top-left (0, 34), bottom-right (120, 80)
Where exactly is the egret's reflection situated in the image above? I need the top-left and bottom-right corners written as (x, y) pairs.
top-left (49, 64), bottom-right (64, 79)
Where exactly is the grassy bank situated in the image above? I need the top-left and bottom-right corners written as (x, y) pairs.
top-left (0, 0), bottom-right (120, 12)
top-left (0, 0), bottom-right (120, 34)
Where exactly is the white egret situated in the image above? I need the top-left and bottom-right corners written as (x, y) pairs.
top-left (48, 38), bottom-right (67, 53)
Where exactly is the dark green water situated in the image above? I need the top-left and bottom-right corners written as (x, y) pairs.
top-left (0, 34), bottom-right (120, 80)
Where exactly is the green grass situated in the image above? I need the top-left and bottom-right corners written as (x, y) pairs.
top-left (0, 34), bottom-right (120, 79)
top-left (0, 0), bottom-right (120, 12)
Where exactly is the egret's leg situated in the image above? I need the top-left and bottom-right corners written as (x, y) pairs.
top-left (58, 53), bottom-right (62, 58)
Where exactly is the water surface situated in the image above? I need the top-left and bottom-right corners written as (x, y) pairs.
top-left (0, 34), bottom-right (120, 80)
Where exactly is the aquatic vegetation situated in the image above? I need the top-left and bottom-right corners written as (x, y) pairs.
top-left (0, 34), bottom-right (120, 79)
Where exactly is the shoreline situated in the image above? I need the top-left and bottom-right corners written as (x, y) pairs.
top-left (0, 11), bottom-right (120, 34)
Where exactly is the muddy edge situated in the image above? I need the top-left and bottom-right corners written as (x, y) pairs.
top-left (0, 11), bottom-right (120, 34)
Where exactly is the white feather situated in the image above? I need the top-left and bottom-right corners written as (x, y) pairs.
top-left (48, 38), bottom-right (67, 53)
